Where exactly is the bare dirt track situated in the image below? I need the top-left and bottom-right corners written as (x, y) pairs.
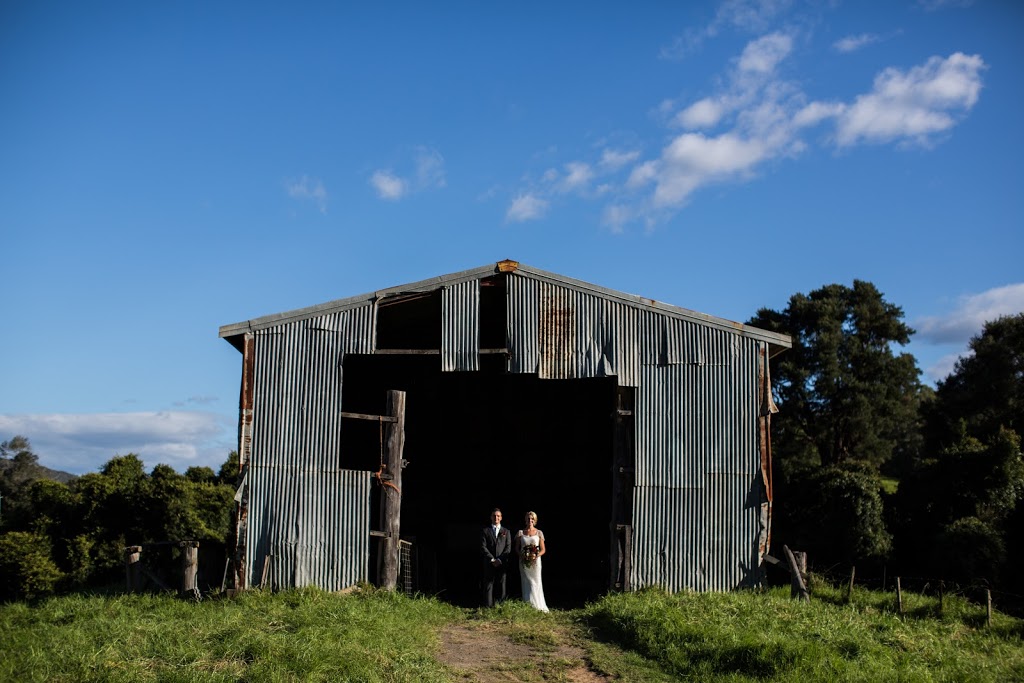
top-left (437, 621), bottom-right (610, 682)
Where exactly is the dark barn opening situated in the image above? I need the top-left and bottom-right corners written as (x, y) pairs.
top-left (341, 351), bottom-right (616, 607)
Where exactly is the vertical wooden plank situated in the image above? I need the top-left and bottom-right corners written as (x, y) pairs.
top-left (124, 546), bottom-right (142, 592)
top-left (379, 390), bottom-right (406, 591)
top-left (233, 332), bottom-right (255, 591)
top-left (896, 577), bottom-right (903, 615)
top-left (610, 385), bottom-right (634, 591)
top-left (180, 541), bottom-right (199, 599)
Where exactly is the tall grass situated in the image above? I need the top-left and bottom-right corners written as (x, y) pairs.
top-left (2, 584), bottom-right (1022, 682)
top-left (0, 586), bottom-right (460, 682)
top-left (580, 585), bottom-right (1024, 682)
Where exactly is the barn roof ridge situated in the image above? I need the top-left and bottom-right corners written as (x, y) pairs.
top-left (218, 260), bottom-right (792, 350)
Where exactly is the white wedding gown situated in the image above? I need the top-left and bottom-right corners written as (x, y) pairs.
top-left (519, 532), bottom-right (549, 612)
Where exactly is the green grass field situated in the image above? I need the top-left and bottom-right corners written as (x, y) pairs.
top-left (1, 584), bottom-right (1021, 682)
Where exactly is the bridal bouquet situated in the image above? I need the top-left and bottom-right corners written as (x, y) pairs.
top-left (521, 544), bottom-right (540, 568)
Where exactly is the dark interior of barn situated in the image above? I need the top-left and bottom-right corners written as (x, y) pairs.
top-left (338, 278), bottom-right (618, 607)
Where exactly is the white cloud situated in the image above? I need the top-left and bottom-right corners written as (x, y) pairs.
top-left (285, 175), bottom-right (329, 213)
top-left (370, 145), bottom-right (447, 201)
top-left (560, 162), bottom-right (594, 193)
top-left (0, 411), bottom-right (233, 474)
top-left (505, 193), bottom-right (549, 222)
top-left (599, 149), bottom-right (641, 170)
top-left (660, 0), bottom-right (793, 59)
top-left (793, 101), bottom-right (845, 128)
top-left (833, 33), bottom-right (880, 54)
top-left (836, 52), bottom-right (985, 146)
top-left (738, 32), bottom-right (793, 74)
top-left (370, 170), bottom-right (408, 200)
top-left (676, 98), bottom-right (726, 129)
top-left (633, 133), bottom-right (768, 208)
top-left (915, 283), bottom-right (1024, 345)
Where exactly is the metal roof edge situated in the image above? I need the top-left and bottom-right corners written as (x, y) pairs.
top-left (218, 262), bottom-right (499, 339)
top-left (219, 260), bottom-right (792, 350)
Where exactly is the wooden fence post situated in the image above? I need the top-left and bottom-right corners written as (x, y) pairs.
top-left (986, 589), bottom-right (992, 628)
top-left (846, 565), bottom-right (856, 604)
top-left (938, 580), bottom-right (944, 616)
top-left (124, 546), bottom-right (142, 592)
top-left (180, 541), bottom-right (199, 600)
top-left (782, 545), bottom-right (809, 602)
top-left (896, 577), bottom-right (903, 616)
top-left (379, 390), bottom-right (406, 591)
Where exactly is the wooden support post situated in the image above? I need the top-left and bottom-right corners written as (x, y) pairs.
top-left (986, 589), bottom-right (992, 627)
top-left (794, 551), bottom-right (808, 592)
top-left (180, 541), bottom-right (199, 600)
top-left (260, 554), bottom-right (272, 589)
top-left (896, 577), bottom-right (903, 616)
top-left (847, 565), bottom-right (856, 604)
top-left (124, 546), bottom-right (142, 592)
top-left (378, 390), bottom-right (406, 591)
top-left (938, 580), bottom-right (944, 616)
top-left (782, 545), bottom-right (809, 602)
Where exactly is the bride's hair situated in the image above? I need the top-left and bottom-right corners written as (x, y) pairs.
top-left (526, 511), bottom-right (538, 524)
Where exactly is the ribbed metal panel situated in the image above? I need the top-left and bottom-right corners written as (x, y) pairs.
top-left (244, 304), bottom-right (376, 590)
top-left (507, 273), bottom-right (540, 374)
top-left (442, 280), bottom-right (480, 372)
top-left (507, 273), bottom-right (641, 386)
top-left (630, 336), bottom-right (764, 591)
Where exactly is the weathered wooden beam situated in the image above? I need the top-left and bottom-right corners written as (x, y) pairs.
top-left (124, 546), bottom-right (142, 593)
top-left (180, 541), bottom-right (199, 599)
top-left (782, 545), bottom-right (809, 602)
top-left (378, 390), bottom-right (406, 591)
top-left (340, 411), bottom-right (399, 423)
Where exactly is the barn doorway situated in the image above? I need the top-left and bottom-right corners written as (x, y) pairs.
top-left (341, 353), bottom-right (617, 607)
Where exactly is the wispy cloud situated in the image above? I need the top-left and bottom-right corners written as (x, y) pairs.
top-left (0, 411), bottom-right (233, 474)
top-left (505, 193), bottom-right (549, 223)
top-left (370, 146), bottom-right (446, 201)
top-left (285, 175), bottom-right (329, 213)
top-left (370, 170), bottom-right (408, 200)
top-left (915, 283), bottom-right (1024, 345)
top-left (914, 283), bottom-right (1024, 382)
top-left (660, 0), bottom-right (794, 60)
top-left (833, 33), bottom-right (880, 54)
top-left (918, 0), bottom-right (975, 11)
top-left (608, 41), bottom-right (984, 229)
top-left (835, 53), bottom-right (985, 146)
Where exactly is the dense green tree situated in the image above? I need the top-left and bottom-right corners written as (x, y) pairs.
top-left (924, 314), bottom-right (1024, 451)
top-left (749, 281), bottom-right (923, 476)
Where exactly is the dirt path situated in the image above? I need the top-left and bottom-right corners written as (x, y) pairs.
top-left (436, 620), bottom-right (610, 682)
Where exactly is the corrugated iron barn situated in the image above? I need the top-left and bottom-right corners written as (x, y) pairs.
top-left (219, 260), bottom-right (791, 605)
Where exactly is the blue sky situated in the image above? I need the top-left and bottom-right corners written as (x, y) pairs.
top-left (2, 0), bottom-right (1022, 475)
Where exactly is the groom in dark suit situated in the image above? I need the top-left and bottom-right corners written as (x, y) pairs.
top-left (480, 507), bottom-right (513, 606)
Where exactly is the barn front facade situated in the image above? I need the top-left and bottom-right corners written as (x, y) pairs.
top-left (219, 260), bottom-right (791, 606)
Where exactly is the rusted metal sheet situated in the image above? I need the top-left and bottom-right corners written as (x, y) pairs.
top-left (442, 280), bottom-right (480, 372)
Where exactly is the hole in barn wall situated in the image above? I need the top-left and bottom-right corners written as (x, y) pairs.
top-left (342, 352), bottom-right (616, 608)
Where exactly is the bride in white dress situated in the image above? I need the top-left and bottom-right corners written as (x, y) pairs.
top-left (517, 511), bottom-right (549, 612)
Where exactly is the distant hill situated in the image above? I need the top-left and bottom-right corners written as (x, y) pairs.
top-left (0, 458), bottom-right (77, 485)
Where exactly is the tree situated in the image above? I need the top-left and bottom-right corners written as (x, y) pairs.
top-left (749, 281), bottom-right (923, 476)
top-left (925, 313), bottom-right (1024, 451)
top-left (0, 436), bottom-right (44, 530)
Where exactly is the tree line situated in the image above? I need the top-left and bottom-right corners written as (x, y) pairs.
top-left (1, 282), bottom-right (1021, 601)
top-left (0, 443), bottom-right (238, 600)
top-left (750, 283), bottom-right (1023, 590)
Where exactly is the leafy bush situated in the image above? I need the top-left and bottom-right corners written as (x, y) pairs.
top-left (0, 531), bottom-right (64, 601)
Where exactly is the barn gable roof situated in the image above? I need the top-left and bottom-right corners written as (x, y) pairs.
top-left (218, 260), bottom-right (791, 353)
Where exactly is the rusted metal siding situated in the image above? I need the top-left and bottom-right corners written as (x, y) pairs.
top-left (442, 280), bottom-right (480, 372)
top-left (243, 305), bottom-right (376, 590)
top-left (506, 273), bottom-right (640, 386)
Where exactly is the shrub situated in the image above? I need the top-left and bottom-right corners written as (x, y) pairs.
top-left (0, 531), bottom-right (64, 601)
